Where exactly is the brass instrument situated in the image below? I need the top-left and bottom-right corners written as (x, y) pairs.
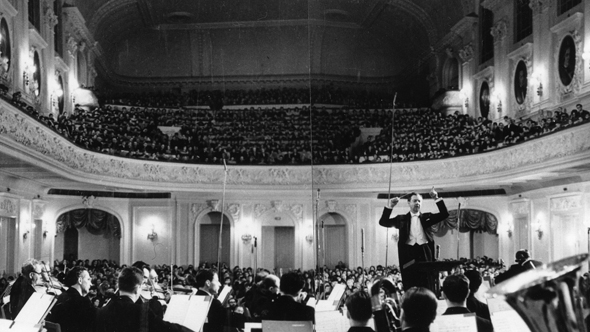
top-left (488, 253), bottom-right (589, 332)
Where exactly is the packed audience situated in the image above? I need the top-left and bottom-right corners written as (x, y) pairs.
top-left (6, 88), bottom-right (590, 166)
top-left (102, 87), bottom-right (401, 109)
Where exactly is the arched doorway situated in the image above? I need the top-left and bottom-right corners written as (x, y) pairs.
top-left (318, 213), bottom-right (348, 269)
top-left (199, 212), bottom-right (230, 266)
top-left (55, 209), bottom-right (121, 263)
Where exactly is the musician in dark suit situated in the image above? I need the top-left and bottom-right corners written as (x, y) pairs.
top-left (494, 249), bottom-right (542, 284)
top-left (379, 188), bottom-right (449, 290)
top-left (441, 274), bottom-right (493, 332)
top-left (46, 267), bottom-right (96, 332)
top-left (95, 266), bottom-right (192, 332)
top-left (195, 269), bottom-right (227, 332)
top-left (267, 272), bottom-right (315, 323)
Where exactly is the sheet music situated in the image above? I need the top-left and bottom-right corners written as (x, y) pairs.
top-left (305, 297), bottom-right (316, 309)
top-left (487, 298), bottom-right (530, 332)
top-left (315, 310), bottom-right (349, 332)
top-left (431, 313), bottom-right (477, 332)
top-left (14, 292), bottom-right (55, 324)
top-left (315, 284), bottom-right (346, 312)
top-left (217, 286), bottom-right (232, 304)
top-left (0, 319), bottom-right (14, 330)
top-left (8, 322), bottom-right (41, 332)
top-left (164, 294), bottom-right (212, 332)
top-left (436, 300), bottom-right (448, 316)
top-left (244, 322), bottom-right (262, 332)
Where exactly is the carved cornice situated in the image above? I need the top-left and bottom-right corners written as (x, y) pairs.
top-left (29, 28), bottom-right (49, 50)
top-left (1, 100), bottom-right (590, 192)
top-left (189, 201), bottom-right (240, 223)
top-left (63, 7), bottom-right (96, 51)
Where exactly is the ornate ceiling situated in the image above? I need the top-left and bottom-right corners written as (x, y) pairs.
top-left (70, 0), bottom-right (470, 83)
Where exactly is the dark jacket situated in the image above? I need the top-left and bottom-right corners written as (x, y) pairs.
top-left (46, 287), bottom-right (96, 332)
top-left (379, 199), bottom-right (449, 264)
top-left (266, 295), bottom-right (315, 323)
top-left (196, 289), bottom-right (228, 332)
top-left (95, 295), bottom-right (192, 332)
top-left (442, 306), bottom-right (493, 332)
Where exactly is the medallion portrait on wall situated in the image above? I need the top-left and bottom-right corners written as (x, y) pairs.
top-left (558, 35), bottom-right (575, 86)
top-left (514, 60), bottom-right (527, 105)
top-left (479, 81), bottom-right (490, 119)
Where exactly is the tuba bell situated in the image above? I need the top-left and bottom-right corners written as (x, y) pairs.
top-left (488, 253), bottom-right (589, 332)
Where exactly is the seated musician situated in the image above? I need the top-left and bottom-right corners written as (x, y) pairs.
top-left (9, 259), bottom-right (44, 319)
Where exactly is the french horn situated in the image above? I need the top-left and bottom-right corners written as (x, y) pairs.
top-left (488, 253), bottom-right (589, 332)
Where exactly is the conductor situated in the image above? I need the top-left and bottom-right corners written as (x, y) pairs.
top-left (379, 187), bottom-right (449, 290)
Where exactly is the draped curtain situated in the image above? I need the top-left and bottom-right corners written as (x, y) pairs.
top-left (56, 209), bottom-right (121, 238)
top-left (431, 209), bottom-right (498, 234)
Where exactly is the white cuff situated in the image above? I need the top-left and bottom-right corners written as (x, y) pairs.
top-left (435, 197), bottom-right (443, 202)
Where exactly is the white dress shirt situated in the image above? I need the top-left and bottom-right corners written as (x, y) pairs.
top-left (407, 212), bottom-right (428, 245)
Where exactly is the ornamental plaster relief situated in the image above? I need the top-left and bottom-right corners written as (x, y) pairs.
top-left (254, 201), bottom-right (303, 224)
top-left (316, 200), bottom-right (357, 224)
top-left (189, 202), bottom-right (240, 223)
top-left (1, 102), bottom-right (590, 190)
top-left (510, 201), bottom-right (530, 216)
top-left (490, 19), bottom-right (508, 44)
top-left (0, 197), bottom-right (17, 216)
top-left (550, 196), bottom-right (581, 211)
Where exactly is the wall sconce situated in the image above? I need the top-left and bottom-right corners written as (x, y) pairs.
top-left (241, 234), bottom-right (252, 244)
top-left (537, 83), bottom-right (543, 97)
top-left (496, 98), bottom-right (502, 113)
top-left (533, 221), bottom-right (543, 239)
top-left (23, 230), bottom-right (29, 240)
top-left (305, 234), bottom-right (313, 244)
top-left (43, 230), bottom-right (48, 238)
top-left (147, 225), bottom-right (157, 241)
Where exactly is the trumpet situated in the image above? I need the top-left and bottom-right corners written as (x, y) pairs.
top-left (488, 253), bottom-right (589, 332)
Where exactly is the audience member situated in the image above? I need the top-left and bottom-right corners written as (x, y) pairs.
top-left (494, 249), bottom-right (542, 284)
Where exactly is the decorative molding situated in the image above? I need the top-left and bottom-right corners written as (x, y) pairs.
top-left (510, 200), bottom-right (530, 216)
top-left (207, 199), bottom-right (221, 212)
top-left (458, 43), bottom-right (474, 63)
top-left (529, 0), bottom-right (554, 14)
top-left (1, 100), bottom-right (590, 191)
top-left (32, 200), bottom-right (46, 219)
top-left (473, 66), bottom-right (495, 94)
top-left (66, 36), bottom-right (78, 58)
top-left (480, 0), bottom-right (503, 11)
top-left (549, 12), bottom-right (583, 35)
top-left (317, 200), bottom-right (357, 225)
top-left (550, 195), bottom-right (581, 211)
top-left (254, 201), bottom-right (303, 224)
top-left (0, 196), bottom-right (17, 217)
top-left (490, 19), bottom-right (508, 44)
top-left (0, 0), bottom-right (18, 17)
top-left (54, 56), bottom-right (69, 72)
top-left (29, 28), bottom-right (49, 50)
top-left (43, 0), bottom-right (58, 28)
top-left (190, 202), bottom-right (240, 223)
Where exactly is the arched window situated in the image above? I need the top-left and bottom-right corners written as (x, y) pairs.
top-left (0, 18), bottom-right (12, 75)
top-left (32, 50), bottom-right (41, 97)
top-left (442, 57), bottom-right (459, 90)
